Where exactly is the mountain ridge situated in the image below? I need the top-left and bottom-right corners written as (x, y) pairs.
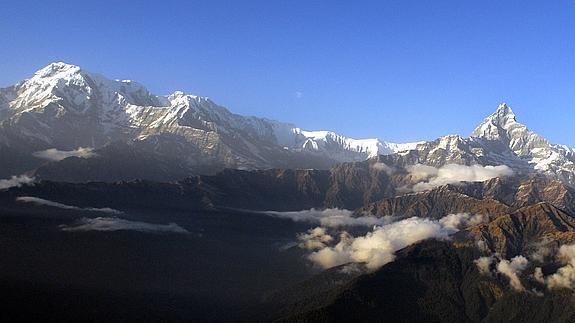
top-left (2, 62), bottom-right (575, 186)
top-left (0, 62), bottom-right (423, 180)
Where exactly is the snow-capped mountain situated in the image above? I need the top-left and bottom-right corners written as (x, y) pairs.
top-left (380, 104), bottom-right (575, 185)
top-left (0, 62), bottom-right (414, 178)
top-left (471, 104), bottom-right (575, 183)
top-left (2, 62), bottom-right (575, 186)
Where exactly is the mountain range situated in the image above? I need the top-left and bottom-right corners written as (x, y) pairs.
top-left (0, 62), bottom-right (418, 180)
top-left (3, 63), bottom-right (575, 322)
top-left (2, 62), bottom-right (574, 186)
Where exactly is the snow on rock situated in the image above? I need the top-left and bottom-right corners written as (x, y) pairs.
top-left (4, 62), bottom-right (575, 185)
top-left (0, 62), bottom-right (422, 169)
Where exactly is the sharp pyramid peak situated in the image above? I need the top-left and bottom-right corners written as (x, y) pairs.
top-left (471, 103), bottom-right (523, 138)
top-left (490, 103), bottom-right (517, 123)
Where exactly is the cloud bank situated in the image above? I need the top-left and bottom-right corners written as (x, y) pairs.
top-left (0, 175), bottom-right (35, 190)
top-left (17, 196), bottom-right (122, 214)
top-left (300, 213), bottom-right (482, 271)
top-left (60, 217), bottom-right (188, 234)
top-left (33, 147), bottom-right (96, 161)
top-left (407, 164), bottom-right (514, 192)
top-left (263, 208), bottom-right (395, 228)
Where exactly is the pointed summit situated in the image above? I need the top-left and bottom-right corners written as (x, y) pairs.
top-left (471, 103), bottom-right (550, 156)
top-left (490, 103), bottom-right (516, 124)
top-left (471, 103), bottom-right (522, 140)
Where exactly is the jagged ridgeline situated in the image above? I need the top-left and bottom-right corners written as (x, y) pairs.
top-left (2, 62), bottom-right (575, 185)
top-left (0, 62), bottom-right (420, 180)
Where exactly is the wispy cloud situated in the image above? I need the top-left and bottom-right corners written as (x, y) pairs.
top-left (60, 217), bottom-right (189, 234)
top-left (263, 208), bottom-right (395, 228)
top-left (33, 147), bottom-right (96, 161)
top-left (0, 175), bottom-right (35, 190)
top-left (17, 196), bottom-right (122, 214)
top-left (407, 164), bottom-right (514, 192)
top-left (371, 162), bottom-right (396, 175)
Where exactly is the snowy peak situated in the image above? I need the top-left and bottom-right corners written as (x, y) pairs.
top-left (33, 62), bottom-right (82, 79)
top-left (471, 103), bottom-right (521, 140)
top-left (471, 103), bottom-right (550, 156)
top-left (487, 103), bottom-right (517, 128)
top-left (1, 62), bottom-right (422, 169)
top-left (12, 62), bottom-right (167, 112)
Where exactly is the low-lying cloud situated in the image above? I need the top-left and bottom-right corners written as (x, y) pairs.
top-left (371, 162), bottom-right (396, 175)
top-left (33, 147), bottom-right (96, 161)
top-left (17, 196), bottom-right (122, 214)
top-left (475, 254), bottom-right (529, 291)
top-left (407, 164), bottom-right (514, 192)
top-left (497, 256), bottom-right (529, 291)
top-left (60, 217), bottom-right (189, 234)
top-left (297, 227), bottom-right (334, 250)
top-left (0, 175), bottom-right (35, 190)
top-left (300, 213), bottom-right (483, 271)
top-left (263, 208), bottom-right (395, 228)
top-left (474, 243), bottom-right (575, 292)
top-left (541, 244), bottom-right (575, 290)
top-left (474, 255), bottom-right (495, 275)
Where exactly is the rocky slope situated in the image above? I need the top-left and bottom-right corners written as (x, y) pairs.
top-left (3, 162), bottom-right (575, 321)
top-left (267, 240), bottom-right (575, 323)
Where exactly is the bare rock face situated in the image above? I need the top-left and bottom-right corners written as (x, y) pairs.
top-left (360, 186), bottom-right (511, 219)
top-left (468, 203), bottom-right (575, 257)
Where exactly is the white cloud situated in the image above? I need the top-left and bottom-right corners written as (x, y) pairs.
top-left (475, 254), bottom-right (529, 291)
top-left (407, 164), bottom-right (439, 181)
top-left (529, 240), bottom-right (555, 263)
top-left (496, 256), bottom-right (529, 291)
top-left (371, 162), bottom-right (396, 175)
top-left (0, 175), bottom-right (35, 190)
top-left (304, 213), bottom-right (480, 271)
top-left (33, 147), bottom-right (96, 161)
top-left (439, 213), bottom-right (486, 230)
top-left (294, 91), bottom-right (303, 99)
top-left (476, 243), bottom-right (575, 292)
top-left (407, 164), bottom-right (514, 192)
top-left (544, 244), bottom-right (575, 290)
top-left (60, 217), bottom-right (188, 234)
top-left (298, 227), bottom-right (334, 250)
top-left (263, 208), bottom-right (395, 228)
top-left (17, 196), bottom-right (122, 214)
top-left (475, 255), bottom-right (495, 275)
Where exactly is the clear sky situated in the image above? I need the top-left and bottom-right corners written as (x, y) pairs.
top-left (1, 1), bottom-right (574, 145)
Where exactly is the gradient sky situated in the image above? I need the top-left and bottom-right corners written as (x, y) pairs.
top-left (1, 1), bottom-right (574, 145)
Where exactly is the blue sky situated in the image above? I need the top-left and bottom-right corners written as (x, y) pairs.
top-left (1, 1), bottom-right (574, 144)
